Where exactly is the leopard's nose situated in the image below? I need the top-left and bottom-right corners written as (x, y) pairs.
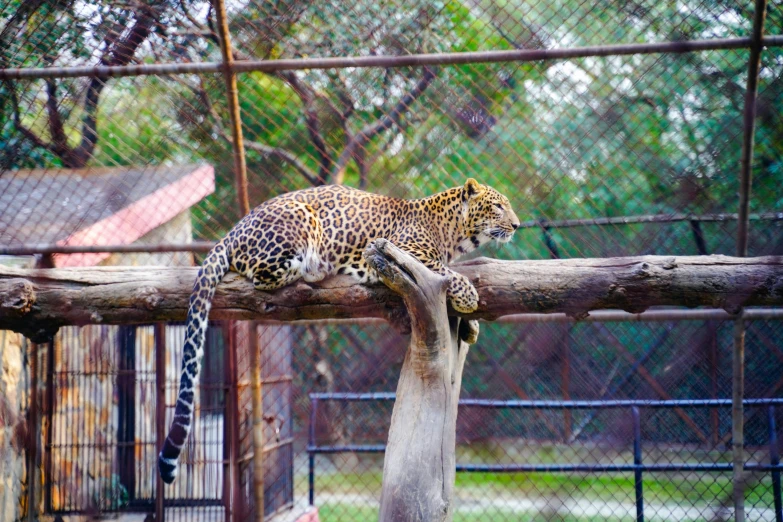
top-left (511, 223), bottom-right (519, 230)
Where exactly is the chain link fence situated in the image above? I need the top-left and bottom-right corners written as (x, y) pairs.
top-left (1, 0), bottom-right (783, 521)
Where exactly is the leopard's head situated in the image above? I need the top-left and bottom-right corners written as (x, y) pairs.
top-left (462, 178), bottom-right (520, 244)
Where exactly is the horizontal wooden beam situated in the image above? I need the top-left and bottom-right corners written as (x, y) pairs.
top-left (1, 255), bottom-right (782, 341)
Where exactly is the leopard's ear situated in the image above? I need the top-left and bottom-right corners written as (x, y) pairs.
top-left (464, 178), bottom-right (483, 199)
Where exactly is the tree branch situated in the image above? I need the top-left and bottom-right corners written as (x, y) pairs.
top-left (194, 75), bottom-right (320, 186)
top-left (243, 139), bottom-right (320, 185)
top-left (355, 145), bottom-right (368, 189)
top-left (5, 80), bottom-right (58, 155)
top-left (45, 79), bottom-right (70, 159)
top-left (69, 2), bottom-right (159, 167)
top-left (364, 239), bottom-right (462, 521)
top-left (275, 70), bottom-right (331, 183)
top-left (2, 255), bottom-right (782, 342)
top-left (332, 67), bottom-right (437, 184)
top-left (178, 0), bottom-right (206, 31)
top-left (1, 1), bottom-right (157, 167)
top-left (364, 130), bottom-right (398, 181)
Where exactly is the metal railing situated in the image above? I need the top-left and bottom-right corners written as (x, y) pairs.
top-left (307, 393), bottom-right (783, 522)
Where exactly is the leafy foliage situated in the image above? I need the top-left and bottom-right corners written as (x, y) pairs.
top-left (2, 1), bottom-right (782, 257)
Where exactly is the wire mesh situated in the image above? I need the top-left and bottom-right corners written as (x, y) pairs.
top-left (1, 1), bottom-right (783, 521)
top-left (298, 320), bottom-right (783, 522)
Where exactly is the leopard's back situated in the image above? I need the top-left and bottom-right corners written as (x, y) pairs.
top-left (230, 185), bottom-right (417, 285)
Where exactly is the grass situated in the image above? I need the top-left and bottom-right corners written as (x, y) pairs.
top-left (309, 469), bottom-right (774, 506)
top-left (318, 503), bottom-right (629, 522)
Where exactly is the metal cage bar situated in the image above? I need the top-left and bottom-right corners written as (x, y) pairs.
top-left (4, 36), bottom-right (783, 81)
top-left (734, 1), bottom-right (769, 519)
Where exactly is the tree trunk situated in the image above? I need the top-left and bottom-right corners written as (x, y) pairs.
top-left (364, 239), bottom-right (478, 522)
top-left (1, 255), bottom-right (783, 341)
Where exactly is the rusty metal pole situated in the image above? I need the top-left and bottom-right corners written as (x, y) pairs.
top-left (213, 0), bottom-right (259, 516)
top-left (213, 0), bottom-right (250, 216)
top-left (248, 323), bottom-right (265, 521)
top-left (734, 1), bottom-right (767, 520)
top-left (43, 339), bottom-right (54, 515)
top-left (225, 323), bottom-right (242, 522)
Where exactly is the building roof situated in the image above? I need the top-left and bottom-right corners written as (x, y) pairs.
top-left (0, 164), bottom-right (215, 266)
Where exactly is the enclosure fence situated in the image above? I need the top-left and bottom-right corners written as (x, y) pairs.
top-left (2, 0), bottom-right (783, 521)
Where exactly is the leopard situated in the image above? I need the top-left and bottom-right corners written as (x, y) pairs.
top-left (158, 178), bottom-right (520, 483)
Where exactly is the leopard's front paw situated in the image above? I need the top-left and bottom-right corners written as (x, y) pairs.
top-left (448, 276), bottom-right (479, 314)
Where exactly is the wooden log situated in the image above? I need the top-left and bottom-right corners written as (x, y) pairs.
top-left (364, 238), bottom-right (476, 522)
top-left (1, 255), bottom-right (782, 341)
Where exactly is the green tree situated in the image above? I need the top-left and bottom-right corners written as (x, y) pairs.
top-left (1, 0), bottom-right (175, 168)
top-left (4, 1), bottom-right (781, 255)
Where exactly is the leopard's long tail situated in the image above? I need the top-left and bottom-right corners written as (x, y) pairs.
top-left (158, 240), bottom-right (231, 484)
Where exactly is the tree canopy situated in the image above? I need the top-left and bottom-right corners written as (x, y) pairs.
top-left (2, 0), bottom-right (782, 258)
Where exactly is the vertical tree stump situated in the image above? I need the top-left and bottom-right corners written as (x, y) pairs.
top-left (364, 239), bottom-right (479, 522)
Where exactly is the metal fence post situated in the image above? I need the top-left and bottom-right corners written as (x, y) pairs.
top-left (632, 406), bottom-right (644, 522)
top-left (43, 339), bottom-right (54, 516)
top-left (224, 322), bottom-right (242, 522)
top-left (562, 327), bottom-right (571, 442)
top-left (247, 322), bottom-right (264, 521)
top-left (769, 406), bottom-right (782, 522)
top-left (735, 1), bottom-right (768, 517)
top-left (732, 316), bottom-right (747, 522)
top-left (213, 0), bottom-right (250, 216)
top-left (309, 397), bottom-right (318, 506)
top-left (154, 324), bottom-right (166, 522)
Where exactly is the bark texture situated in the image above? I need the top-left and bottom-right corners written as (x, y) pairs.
top-left (1, 255), bottom-right (782, 341)
top-left (364, 239), bottom-right (474, 522)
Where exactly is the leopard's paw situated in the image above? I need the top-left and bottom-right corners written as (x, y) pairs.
top-left (448, 277), bottom-right (479, 313)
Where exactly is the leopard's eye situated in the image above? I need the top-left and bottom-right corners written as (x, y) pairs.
top-left (494, 203), bottom-right (504, 210)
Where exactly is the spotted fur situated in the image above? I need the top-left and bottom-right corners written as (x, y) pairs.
top-left (158, 178), bottom-right (519, 483)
